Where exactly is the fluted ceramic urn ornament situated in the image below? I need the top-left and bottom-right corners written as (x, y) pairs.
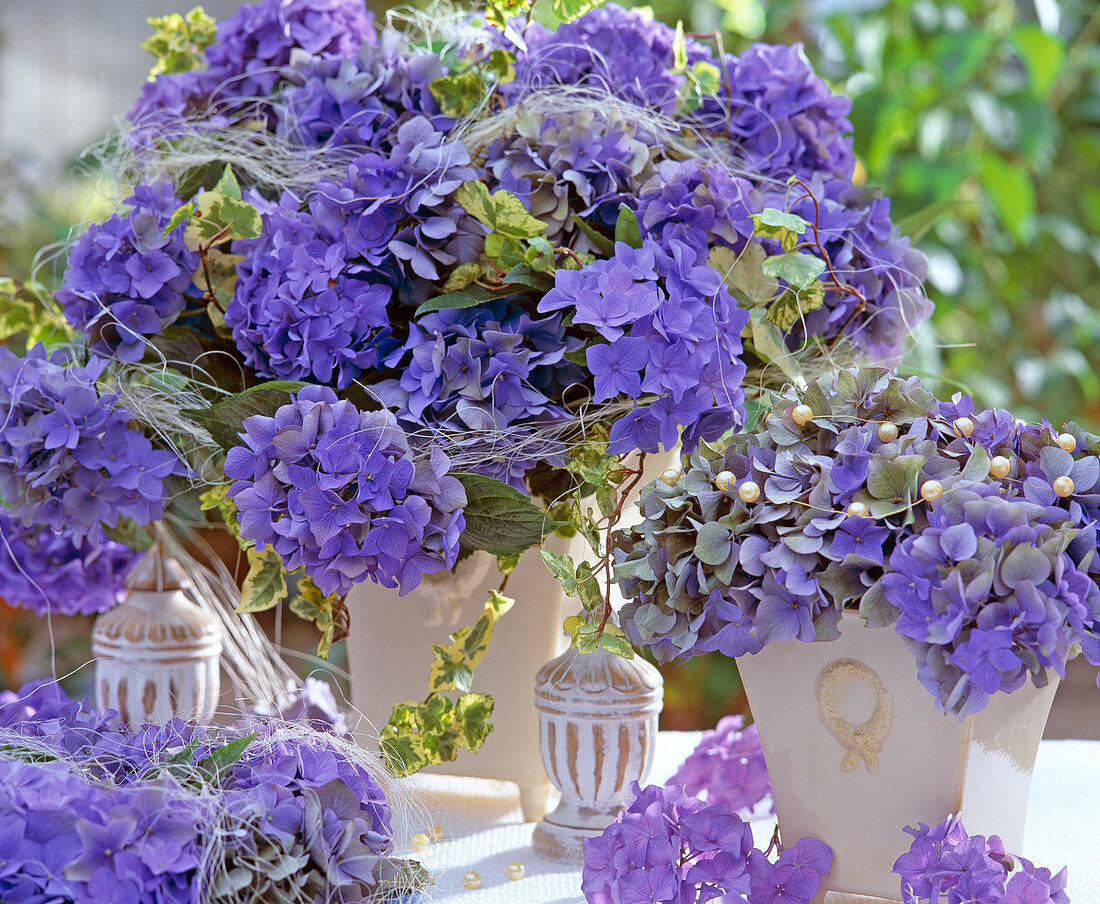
top-left (92, 546), bottom-right (222, 724)
top-left (532, 643), bottom-right (663, 861)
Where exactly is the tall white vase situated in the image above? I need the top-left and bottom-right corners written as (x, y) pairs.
top-left (346, 450), bottom-right (675, 821)
top-left (736, 612), bottom-right (1058, 903)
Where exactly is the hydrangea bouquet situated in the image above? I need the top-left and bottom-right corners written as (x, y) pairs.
top-left (0, 680), bottom-right (424, 903)
top-left (0, 0), bottom-right (929, 769)
top-left (614, 367), bottom-right (1100, 716)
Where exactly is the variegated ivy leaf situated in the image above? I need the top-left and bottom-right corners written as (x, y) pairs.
top-left (142, 6), bottom-right (217, 79)
top-left (455, 181), bottom-right (547, 241)
top-left (428, 590), bottom-right (515, 693)
top-left (237, 545), bottom-right (288, 614)
top-left (751, 207), bottom-right (811, 252)
top-left (765, 282), bottom-right (825, 331)
top-left (183, 165), bottom-right (262, 250)
top-left (563, 616), bottom-right (635, 658)
top-left (762, 251), bottom-right (827, 290)
top-left (709, 242), bottom-right (777, 306)
top-left (287, 575), bottom-right (343, 658)
top-left (551, 0), bottom-right (607, 23)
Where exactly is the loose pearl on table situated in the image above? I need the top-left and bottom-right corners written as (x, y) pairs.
top-left (1054, 476), bottom-right (1075, 498)
top-left (714, 470), bottom-right (734, 492)
top-left (878, 422), bottom-right (899, 443)
top-left (661, 468), bottom-right (681, 486)
top-left (792, 404), bottom-right (814, 426)
top-left (952, 417), bottom-right (975, 438)
top-left (1058, 433), bottom-right (1077, 453)
top-left (846, 501), bottom-right (870, 518)
top-left (507, 862), bottom-right (526, 881)
top-left (411, 833), bottom-right (430, 853)
top-left (463, 871), bottom-right (482, 890)
top-left (738, 481), bottom-right (761, 503)
top-left (990, 456), bottom-right (1011, 479)
top-left (920, 480), bottom-right (943, 503)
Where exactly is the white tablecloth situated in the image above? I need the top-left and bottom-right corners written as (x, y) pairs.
top-left (399, 734), bottom-right (1100, 903)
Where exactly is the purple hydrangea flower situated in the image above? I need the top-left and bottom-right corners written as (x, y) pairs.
top-left (887, 485), bottom-right (1099, 715)
top-left (227, 115), bottom-right (480, 383)
top-left (0, 680), bottom-right (401, 903)
top-left (759, 176), bottom-right (931, 366)
top-left (893, 815), bottom-right (1070, 904)
top-left (0, 508), bottom-right (138, 616)
top-left (691, 43), bottom-right (856, 182)
top-left (0, 345), bottom-right (182, 540)
top-left (582, 781), bottom-right (829, 904)
top-left (224, 385), bottom-right (466, 596)
top-left (127, 0), bottom-right (376, 145)
top-left (615, 368), bottom-right (1100, 706)
top-left (374, 300), bottom-right (582, 489)
top-left (667, 714), bottom-right (773, 815)
top-left (539, 238), bottom-right (749, 455)
top-left (483, 107), bottom-right (660, 252)
top-left (505, 3), bottom-right (715, 115)
top-left (634, 158), bottom-right (759, 259)
top-left (276, 31), bottom-right (451, 150)
top-left (56, 183), bottom-right (199, 362)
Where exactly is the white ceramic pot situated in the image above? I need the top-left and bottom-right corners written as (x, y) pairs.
top-left (92, 551), bottom-right (222, 725)
top-left (736, 612), bottom-right (1059, 904)
top-left (346, 450), bottom-right (675, 821)
top-left (532, 645), bottom-right (664, 861)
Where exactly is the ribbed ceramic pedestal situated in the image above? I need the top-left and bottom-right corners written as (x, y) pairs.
top-left (737, 612), bottom-right (1059, 903)
top-left (92, 549), bottom-right (222, 725)
top-left (532, 646), bottom-right (664, 861)
top-left (346, 450), bottom-right (675, 822)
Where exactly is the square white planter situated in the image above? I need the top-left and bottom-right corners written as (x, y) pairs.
top-left (737, 612), bottom-right (1059, 902)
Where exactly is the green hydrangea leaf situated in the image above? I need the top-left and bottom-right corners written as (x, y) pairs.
top-left (570, 214), bottom-right (615, 255)
top-left (456, 473), bottom-right (562, 556)
top-left (614, 203), bottom-right (643, 249)
top-left (194, 733), bottom-right (257, 784)
top-left (181, 380), bottom-right (308, 451)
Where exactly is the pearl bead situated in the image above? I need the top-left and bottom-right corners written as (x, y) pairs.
top-left (411, 833), bottom-right (430, 853)
top-left (660, 468), bottom-right (681, 486)
top-left (990, 456), bottom-right (1011, 479)
top-left (920, 480), bottom-right (943, 502)
top-left (952, 417), bottom-right (974, 438)
top-left (737, 481), bottom-right (761, 503)
top-left (1058, 433), bottom-right (1077, 453)
top-left (463, 870), bottom-right (482, 890)
top-left (1054, 476), bottom-right (1075, 498)
top-left (714, 470), bottom-right (734, 492)
top-left (846, 501), bottom-right (870, 518)
top-left (507, 862), bottom-right (526, 881)
top-left (430, 824), bottom-right (444, 841)
top-left (878, 422), bottom-right (899, 443)
top-left (792, 404), bottom-right (814, 426)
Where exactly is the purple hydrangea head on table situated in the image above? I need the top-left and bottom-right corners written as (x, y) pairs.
top-left (0, 680), bottom-right (425, 904)
top-left (0, 0), bottom-right (928, 768)
top-left (614, 367), bottom-right (1100, 716)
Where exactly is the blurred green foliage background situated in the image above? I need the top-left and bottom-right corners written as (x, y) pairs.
top-left (1, 0), bottom-right (1098, 727)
